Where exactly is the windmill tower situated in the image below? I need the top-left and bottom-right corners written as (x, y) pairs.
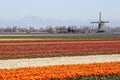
top-left (91, 12), bottom-right (109, 32)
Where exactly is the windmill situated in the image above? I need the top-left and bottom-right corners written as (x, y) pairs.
top-left (91, 12), bottom-right (109, 32)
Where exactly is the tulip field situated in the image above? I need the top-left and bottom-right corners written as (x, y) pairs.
top-left (0, 39), bottom-right (120, 59)
top-left (0, 36), bottom-right (120, 80)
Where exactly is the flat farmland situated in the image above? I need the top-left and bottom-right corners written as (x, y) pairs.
top-left (0, 33), bottom-right (120, 40)
top-left (0, 35), bottom-right (120, 80)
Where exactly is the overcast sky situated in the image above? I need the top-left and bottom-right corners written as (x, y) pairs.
top-left (0, 0), bottom-right (120, 26)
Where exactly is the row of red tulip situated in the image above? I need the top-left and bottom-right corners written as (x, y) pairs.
top-left (0, 44), bottom-right (120, 53)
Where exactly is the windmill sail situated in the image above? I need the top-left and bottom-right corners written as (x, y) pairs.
top-left (99, 12), bottom-right (101, 22)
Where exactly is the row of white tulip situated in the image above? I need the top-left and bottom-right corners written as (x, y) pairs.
top-left (0, 54), bottom-right (120, 69)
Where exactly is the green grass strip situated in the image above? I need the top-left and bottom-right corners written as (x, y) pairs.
top-left (0, 35), bottom-right (119, 40)
top-left (51, 75), bottom-right (120, 80)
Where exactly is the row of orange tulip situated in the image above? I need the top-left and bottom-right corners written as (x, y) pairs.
top-left (0, 40), bottom-right (120, 46)
top-left (0, 62), bottom-right (120, 80)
